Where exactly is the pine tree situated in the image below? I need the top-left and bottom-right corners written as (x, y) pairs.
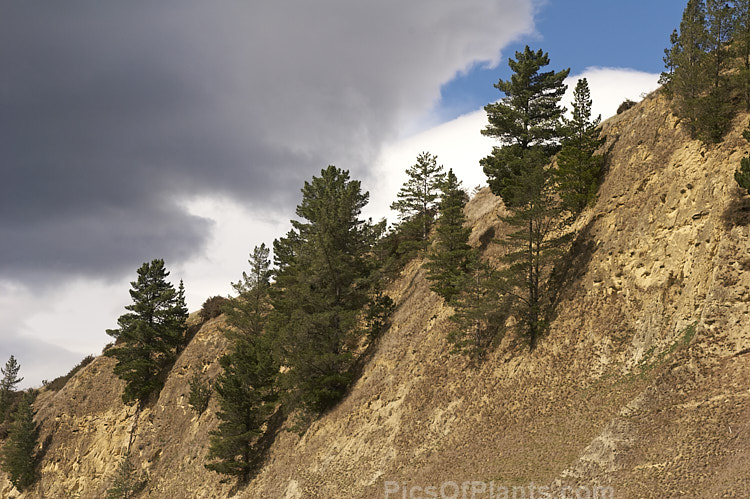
top-left (660, 29), bottom-right (681, 90)
top-left (670, 0), bottom-right (710, 132)
top-left (270, 166), bottom-right (379, 416)
top-left (424, 169), bottom-right (472, 302)
top-left (171, 280), bottom-right (189, 355)
top-left (698, 0), bottom-right (736, 142)
top-left (735, 123), bottom-right (750, 192)
top-left (105, 259), bottom-right (188, 404)
top-left (105, 451), bottom-right (147, 499)
top-left (206, 336), bottom-right (278, 479)
top-left (481, 46), bottom-right (570, 350)
top-left (481, 47), bottom-right (569, 204)
top-left (448, 258), bottom-right (504, 358)
top-left (390, 152), bottom-right (446, 245)
top-left (1, 392), bottom-right (38, 491)
top-left (187, 371), bottom-right (211, 416)
top-left (705, 1), bottom-right (735, 89)
top-left (735, 0), bottom-right (750, 107)
top-left (555, 78), bottom-right (605, 215)
top-left (223, 244), bottom-right (273, 341)
top-left (0, 355), bottom-right (23, 424)
top-left (206, 244), bottom-right (279, 480)
top-left (667, 0), bottom-right (737, 142)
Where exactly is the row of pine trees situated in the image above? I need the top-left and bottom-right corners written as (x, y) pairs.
top-left (661, 0), bottom-right (750, 142)
top-left (196, 46), bottom-right (607, 483)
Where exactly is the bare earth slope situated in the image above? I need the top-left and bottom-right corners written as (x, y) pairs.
top-left (3, 92), bottom-right (750, 498)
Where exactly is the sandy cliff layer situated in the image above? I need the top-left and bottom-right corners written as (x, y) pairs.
top-left (3, 92), bottom-right (750, 498)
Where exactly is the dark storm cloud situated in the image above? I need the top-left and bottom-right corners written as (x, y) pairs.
top-left (1, 1), bottom-right (534, 284)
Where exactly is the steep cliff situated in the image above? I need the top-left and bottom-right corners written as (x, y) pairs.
top-left (3, 92), bottom-right (750, 498)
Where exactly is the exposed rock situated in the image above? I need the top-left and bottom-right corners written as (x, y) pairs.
top-left (3, 92), bottom-right (750, 498)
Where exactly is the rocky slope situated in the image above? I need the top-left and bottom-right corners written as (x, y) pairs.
top-left (3, 92), bottom-right (750, 498)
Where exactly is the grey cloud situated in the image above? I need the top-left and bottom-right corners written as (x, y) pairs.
top-left (1, 1), bottom-right (534, 284)
top-left (0, 332), bottom-right (90, 390)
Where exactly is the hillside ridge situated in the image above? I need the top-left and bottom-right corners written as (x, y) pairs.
top-left (3, 92), bottom-right (750, 498)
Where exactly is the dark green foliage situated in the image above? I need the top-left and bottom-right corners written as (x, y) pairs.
top-left (205, 334), bottom-right (278, 478)
top-left (447, 257), bottom-right (504, 359)
top-left (173, 280), bottom-right (189, 355)
top-left (206, 244), bottom-right (279, 480)
top-left (1, 355), bottom-right (23, 392)
top-left (669, 0), bottom-right (709, 112)
top-left (665, 0), bottom-right (738, 142)
top-left (364, 292), bottom-right (395, 339)
top-left (105, 451), bottom-right (147, 499)
top-left (222, 244), bottom-right (273, 343)
top-left (737, 0), bottom-right (750, 66)
top-left (616, 99), bottom-right (637, 114)
top-left (188, 371), bottom-right (211, 416)
top-left (735, 0), bottom-right (750, 107)
top-left (200, 295), bottom-right (229, 322)
top-left (481, 46), bottom-right (570, 350)
top-left (735, 123), bottom-right (750, 192)
top-left (496, 194), bottom-right (572, 350)
top-left (700, 0), bottom-right (735, 142)
top-left (1, 392), bottom-right (39, 491)
top-left (105, 259), bottom-right (188, 405)
top-left (372, 217), bottom-right (425, 279)
top-left (481, 46), bottom-right (569, 204)
top-left (390, 152), bottom-right (446, 245)
top-left (424, 169), bottom-right (473, 302)
top-left (270, 166), bottom-right (380, 416)
top-left (0, 355), bottom-right (23, 424)
top-left (660, 29), bottom-right (680, 90)
top-left (44, 354), bottom-right (95, 392)
top-left (555, 78), bottom-right (605, 215)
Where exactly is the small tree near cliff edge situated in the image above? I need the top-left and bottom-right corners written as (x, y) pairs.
top-left (1, 392), bottom-right (39, 491)
top-left (0, 355), bottom-right (23, 424)
top-left (105, 259), bottom-right (188, 404)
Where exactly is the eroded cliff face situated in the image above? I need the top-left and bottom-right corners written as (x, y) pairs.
top-left (0, 317), bottom-right (235, 498)
top-left (3, 92), bottom-right (750, 498)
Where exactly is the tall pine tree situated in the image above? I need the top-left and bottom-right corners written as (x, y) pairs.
top-left (0, 355), bottom-right (23, 424)
top-left (669, 0), bottom-right (710, 133)
top-left (699, 0), bottom-right (735, 142)
top-left (206, 244), bottom-right (279, 480)
top-left (661, 29), bottom-right (681, 90)
top-left (735, 0), bottom-right (750, 107)
top-left (1, 392), bottom-right (38, 491)
top-left (666, 0), bottom-right (737, 142)
top-left (555, 78), bottom-right (605, 215)
top-left (448, 257), bottom-right (503, 358)
top-left (270, 166), bottom-right (379, 417)
top-left (390, 152), bottom-right (446, 246)
top-left (424, 169), bottom-right (472, 303)
top-left (105, 259), bottom-right (188, 404)
top-left (481, 46), bottom-right (570, 349)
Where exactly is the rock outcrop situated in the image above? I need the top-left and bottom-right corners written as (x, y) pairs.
top-left (3, 92), bottom-right (750, 498)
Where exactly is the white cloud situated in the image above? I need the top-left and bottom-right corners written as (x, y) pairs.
top-left (174, 197), bottom-right (291, 306)
top-left (563, 67), bottom-right (661, 121)
top-left (365, 110), bottom-right (495, 224)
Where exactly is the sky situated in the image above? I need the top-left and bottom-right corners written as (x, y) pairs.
top-left (1, 1), bottom-right (686, 388)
